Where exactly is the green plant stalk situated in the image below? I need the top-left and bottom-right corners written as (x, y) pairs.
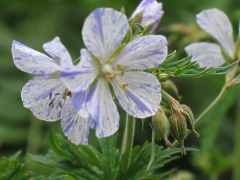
top-left (120, 115), bottom-right (136, 157)
top-left (129, 118), bottom-right (136, 152)
top-left (27, 118), bottom-right (43, 153)
top-left (195, 84), bottom-right (228, 125)
top-left (161, 89), bottom-right (176, 103)
top-left (128, 118), bottom-right (136, 168)
top-left (234, 99), bottom-right (240, 180)
top-left (121, 114), bottom-right (129, 156)
top-left (147, 127), bottom-right (156, 170)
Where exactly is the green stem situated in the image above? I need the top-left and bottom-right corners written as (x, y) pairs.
top-left (195, 84), bottom-right (228, 125)
top-left (128, 118), bottom-right (136, 168)
top-left (161, 89), bottom-right (176, 103)
top-left (121, 114), bottom-right (129, 155)
top-left (120, 115), bottom-right (136, 156)
top-left (233, 99), bottom-right (240, 180)
top-left (27, 118), bottom-right (43, 153)
top-left (130, 118), bottom-right (136, 151)
top-left (147, 126), bottom-right (156, 170)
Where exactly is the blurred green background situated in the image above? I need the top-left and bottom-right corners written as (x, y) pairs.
top-left (1, 0), bottom-right (240, 179)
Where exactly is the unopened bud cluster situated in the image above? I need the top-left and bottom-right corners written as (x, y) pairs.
top-left (152, 100), bottom-right (199, 155)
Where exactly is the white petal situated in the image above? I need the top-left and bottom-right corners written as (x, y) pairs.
top-left (61, 100), bottom-right (91, 145)
top-left (12, 40), bottom-right (61, 75)
top-left (21, 78), bottom-right (66, 121)
top-left (82, 8), bottom-right (129, 62)
top-left (72, 79), bottom-right (119, 138)
top-left (114, 35), bottom-right (168, 70)
top-left (43, 37), bottom-right (73, 69)
top-left (131, 0), bottom-right (164, 31)
top-left (62, 49), bottom-right (98, 92)
top-left (112, 72), bottom-right (161, 118)
top-left (185, 42), bottom-right (225, 68)
top-left (197, 9), bottom-right (235, 58)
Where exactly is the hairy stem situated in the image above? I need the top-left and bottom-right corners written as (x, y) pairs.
top-left (147, 127), bottom-right (156, 170)
top-left (195, 84), bottom-right (228, 125)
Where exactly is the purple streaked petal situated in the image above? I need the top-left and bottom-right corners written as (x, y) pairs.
top-left (21, 78), bottom-right (65, 121)
top-left (60, 70), bottom-right (87, 77)
top-left (114, 35), bottom-right (168, 70)
top-left (125, 90), bottom-right (152, 113)
top-left (89, 79), bottom-right (119, 137)
top-left (71, 84), bottom-right (96, 113)
top-left (185, 42), bottom-right (225, 68)
top-left (61, 100), bottom-right (91, 145)
top-left (112, 72), bottom-right (161, 118)
top-left (12, 40), bottom-right (61, 75)
top-left (72, 79), bottom-right (119, 138)
top-left (43, 37), bottom-right (73, 69)
top-left (197, 8), bottom-right (235, 58)
top-left (132, 0), bottom-right (155, 16)
top-left (82, 8), bottom-right (129, 62)
top-left (62, 49), bottom-right (98, 92)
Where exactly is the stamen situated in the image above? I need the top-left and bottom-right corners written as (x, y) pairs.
top-left (63, 88), bottom-right (72, 100)
top-left (119, 80), bottom-right (128, 90)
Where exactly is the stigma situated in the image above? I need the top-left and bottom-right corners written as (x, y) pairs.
top-left (102, 64), bottom-right (115, 80)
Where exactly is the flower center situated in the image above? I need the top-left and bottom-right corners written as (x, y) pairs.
top-left (101, 64), bottom-right (115, 80)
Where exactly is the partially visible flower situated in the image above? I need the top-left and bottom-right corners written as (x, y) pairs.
top-left (64, 8), bottom-right (168, 138)
top-left (11, 37), bottom-right (90, 145)
top-left (131, 0), bottom-right (164, 32)
top-left (185, 8), bottom-right (236, 68)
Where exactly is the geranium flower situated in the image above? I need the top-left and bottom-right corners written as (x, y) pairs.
top-left (185, 8), bottom-right (236, 68)
top-left (131, 0), bottom-right (164, 32)
top-left (11, 37), bottom-right (90, 144)
top-left (64, 8), bottom-right (168, 138)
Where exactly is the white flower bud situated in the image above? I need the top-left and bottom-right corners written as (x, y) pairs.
top-left (131, 0), bottom-right (164, 32)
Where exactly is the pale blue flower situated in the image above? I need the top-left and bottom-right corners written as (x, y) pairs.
top-left (185, 9), bottom-right (236, 68)
top-left (64, 8), bottom-right (168, 138)
top-left (11, 37), bottom-right (90, 144)
top-left (131, 0), bottom-right (164, 32)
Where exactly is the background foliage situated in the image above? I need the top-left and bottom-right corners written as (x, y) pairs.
top-left (0, 0), bottom-right (240, 179)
